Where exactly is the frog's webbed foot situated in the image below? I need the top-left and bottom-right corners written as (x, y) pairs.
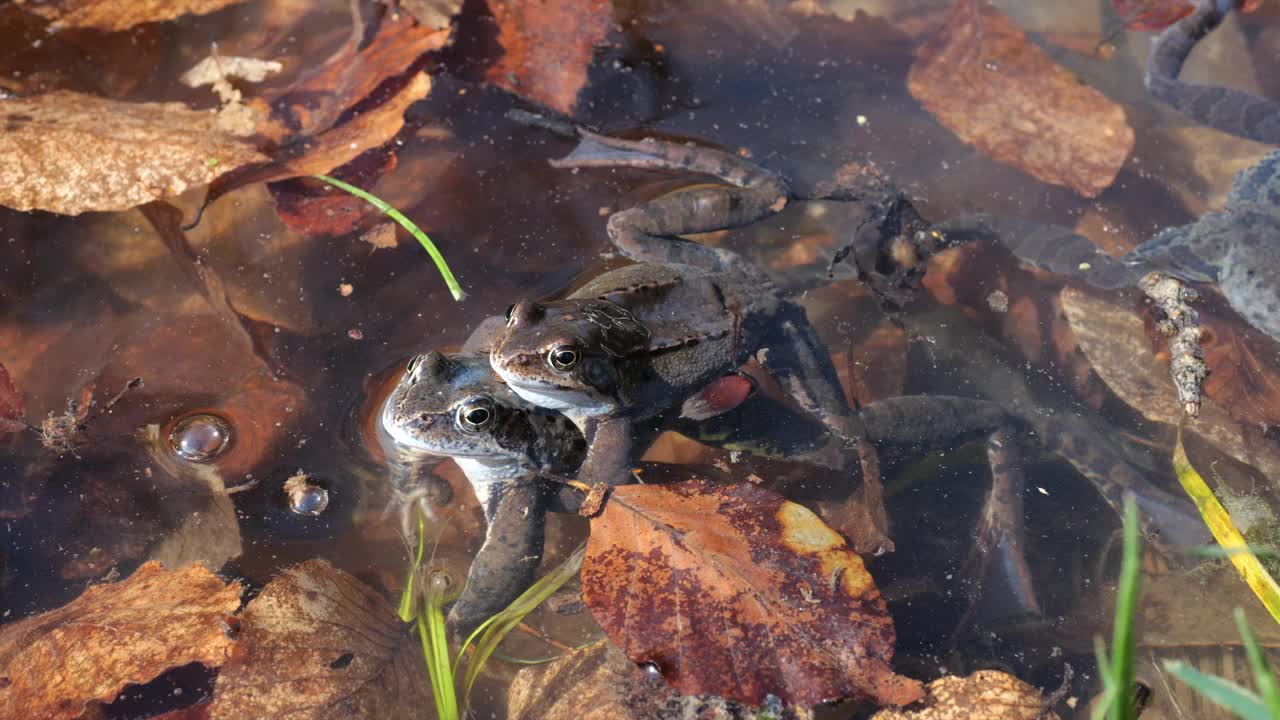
top-left (1146, 0), bottom-right (1280, 144)
top-left (387, 461), bottom-right (455, 542)
top-left (956, 426), bottom-right (1041, 633)
top-left (447, 478), bottom-right (552, 637)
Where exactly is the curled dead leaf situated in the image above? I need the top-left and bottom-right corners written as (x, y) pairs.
top-left (870, 670), bottom-right (1060, 720)
top-left (13, 0), bottom-right (249, 32)
top-left (486, 0), bottom-right (613, 115)
top-left (907, 0), bottom-right (1134, 197)
top-left (0, 562), bottom-right (242, 720)
top-left (206, 559), bottom-right (431, 720)
top-left (582, 479), bottom-right (923, 709)
top-left (0, 91), bottom-right (266, 215)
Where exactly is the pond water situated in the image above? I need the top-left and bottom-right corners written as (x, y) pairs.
top-left (1, 0), bottom-right (1279, 718)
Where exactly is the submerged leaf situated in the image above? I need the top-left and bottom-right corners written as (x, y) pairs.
top-left (907, 0), bottom-right (1134, 197)
top-left (486, 0), bottom-right (612, 115)
top-left (870, 670), bottom-right (1060, 720)
top-left (582, 479), bottom-right (923, 708)
top-left (0, 562), bottom-right (241, 720)
top-left (0, 91), bottom-right (266, 215)
top-left (13, 0), bottom-right (249, 32)
top-left (207, 559), bottom-right (431, 720)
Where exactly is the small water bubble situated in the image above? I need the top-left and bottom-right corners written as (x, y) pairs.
top-left (284, 471), bottom-right (329, 516)
top-left (167, 413), bottom-right (233, 462)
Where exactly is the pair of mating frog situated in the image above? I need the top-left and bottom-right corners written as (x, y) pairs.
top-left (379, 120), bottom-right (1213, 634)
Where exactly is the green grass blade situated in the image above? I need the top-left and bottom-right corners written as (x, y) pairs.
top-left (398, 512), bottom-right (428, 623)
top-left (1234, 608), bottom-right (1280, 716)
top-left (459, 542), bottom-right (587, 711)
top-left (312, 174), bottom-right (465, 301)
top-left (1092, 494), bottom-right (1142, 720)
top-left (421, 571), bottom-right (459, 720)
top-left (1163, 660), bottom-right (1272, 720)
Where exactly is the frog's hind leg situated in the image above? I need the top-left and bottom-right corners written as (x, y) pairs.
top-left (552, 131), bottom-right (791, 271)
top-left (1146, 0), bottom-right (1280, 144)
top-left (447, 478), bottom-right (552, 637)
top-left (955, 425), bottom-right (1042, 634)
top-left (754, 305), bottom-right (893, 554)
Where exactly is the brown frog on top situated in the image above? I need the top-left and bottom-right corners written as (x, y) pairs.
top-left (487, 128), bottom-right (895, 552)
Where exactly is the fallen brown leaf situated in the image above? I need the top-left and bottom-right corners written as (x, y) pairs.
top-left (0, 362), bottom-right (23, 435)
top-left (0, 562), bottom-right (241, 720)
top-left (1060, 286), bottom-right (1280, 485)
top-left (870, 670), bottom-right (1060, 720)
top-left (13, 0), bottom-right (249, 32)
top-left (582, 479), bottom-right (923, 709)
top-left (907, 0), bottom-right (1134, 197)
top-left (486, 0), bottom-right (612, 115)
top-left (200, 72), bottom-right (433, 224)
top-left (508, 639), bottom-right (808, 720)
top-left (206, 559), bottom-right (431, 720)
top-left (0, 91), bottom-right (266, 215)
top-left (269, 9), bottom-right (452, 139)
top-left (270, 152), bottom-right (399, 237)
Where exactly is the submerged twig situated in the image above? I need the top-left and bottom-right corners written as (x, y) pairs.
top-left (1139, 272), bottom-right (1207, 417)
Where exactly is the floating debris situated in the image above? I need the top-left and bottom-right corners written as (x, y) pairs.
top-left (283, 471), bottom-right (329, 516)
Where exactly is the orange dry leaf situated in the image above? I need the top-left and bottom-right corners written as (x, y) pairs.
top-left (0, 91), bottom-right (266, 215)
top-left (582, 479), bottom-right (923, 709)
top-left (908, 0), bottom-right (1134, 198)
top-left (0, 562), bottom-right (241, 720)
top-left (200, 72), bottom-right (433, 223)
top-left (870, 670), bottom-right (1060, 720)
top-left (206, 559), bottom-right (431, 719)
top-left (13, 0), bottom-right (248, 32)
top-left (487, 0), bottom-right (613, 115)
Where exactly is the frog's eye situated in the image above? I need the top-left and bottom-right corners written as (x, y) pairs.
top-left (456, 398), bottom-right (497, 433)
top-left (547, 345), bottom-right (580, 371)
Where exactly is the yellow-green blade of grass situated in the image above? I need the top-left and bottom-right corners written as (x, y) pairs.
top-left (457, 542), bottom-right (587, 711)
top-left (312, 174), bottom-right (465, 301)
top-left (1173, 431), bottom-right (1280, 625)
top-left (1092, 494), bottom-right (1142, 720)
top-left (419, 571), bottom-right (459, 720)
top-left (1235, 608), bottom-right (1280, 716)
top-left (398, 512), bottom-right (429, 623)
top-left (1162, 660), bottom-right (1272, 720)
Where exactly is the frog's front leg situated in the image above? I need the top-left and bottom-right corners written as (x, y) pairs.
top-left (447, 478), bottom-right (551, 637)
top-left (550, 131), bottom-right (790, 271)
top-left (754, 305), bottom-right (892, 554)
top-left (578, 416), bottom-right (639, 487)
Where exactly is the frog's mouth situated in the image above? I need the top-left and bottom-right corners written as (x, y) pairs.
top-left (501, 376), bottom-right (618, 419)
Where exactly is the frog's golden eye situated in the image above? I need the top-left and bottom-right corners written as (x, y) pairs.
top-left (456, 398), bottom-right (496, 433)
top-left (547, 345), bottom-right (580, 371)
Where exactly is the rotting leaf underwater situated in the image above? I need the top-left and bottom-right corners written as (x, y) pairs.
top-left (12, 0), bottom-right (250, 32)
top-left (0, 91), bottom-right (266, 215)
top-left (206, 559), bottom-right (431, 720)
top-left (582, 479), bottom-right (924, 709)
top-left (0, 562), bottom-right (242, 720)
top-left (869, 670), bottom-right (1060, 720)
top-left (907, 0), bottom-right (1134, 197)
top-left (486, 0), bottom-right (613, 116)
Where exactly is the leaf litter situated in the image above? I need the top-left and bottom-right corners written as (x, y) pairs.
top-left (207, 559), bottom-right (432, 720)
top-left (0, 562), bottom-right (242, 720)
top-left (907, 0), bottom-right (1134, 197)
top-left (0, 91), bottom-right (266, 215)
top-left (582, 478), bottom-right (924, 709)
top-left (12, 0), bottom-right (250, 32)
